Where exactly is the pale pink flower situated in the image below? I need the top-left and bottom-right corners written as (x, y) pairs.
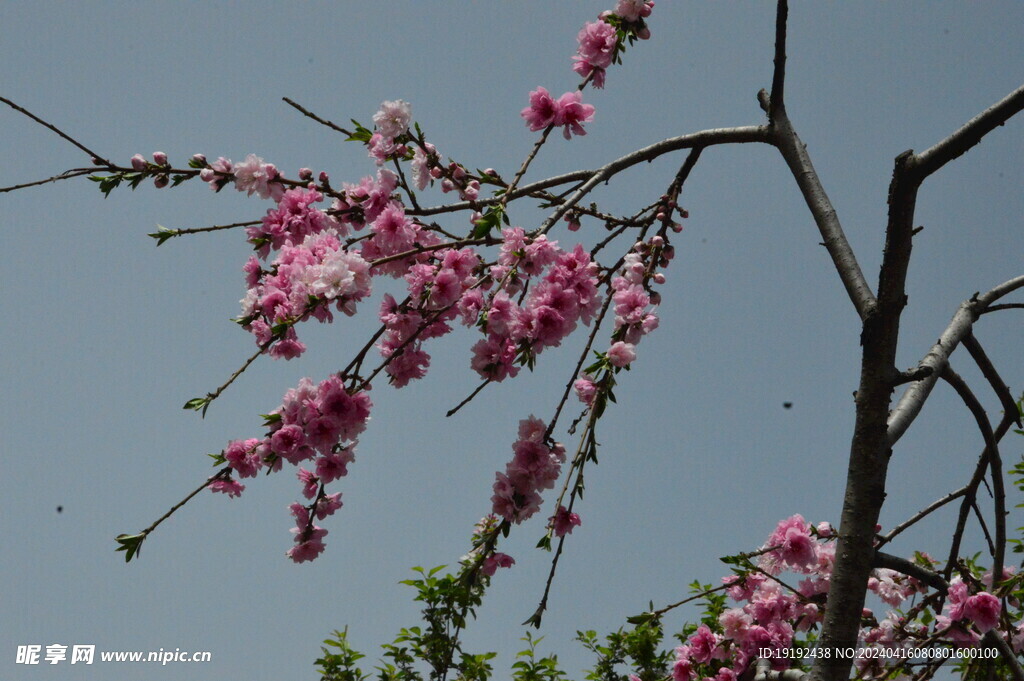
top-left (233, 153), bottom-right (282, 201)
top-left (372, 99), bottom-right (412, 139)
top-left (607, 341), bottom-right (636, 367)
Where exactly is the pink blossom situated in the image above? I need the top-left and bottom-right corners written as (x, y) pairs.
top-left (521, 86), bottom-right (560, 131)
top-left (607, 341), bottom-right (636, 367)
top-left (209, 477), bottom-right (245, 498)
top-left (481, 552), bottom-right (516, 577)
top-left (372, 99), bottom-right (412, 139)
top-left (764, 514), bottom-right (817, 569)
top-left (573, 20), bottom-right (617, 87)
top-left (297, 468), bottom-right (319, 500)
top-left (130, 153), bottom-right (147, 171)
top-left (615, 0), bottom-right (653, 22)
top-left (671, 647), bottom-right (695, 681)
top-left (574, 373), bottom-right (598, 406)
top-left (287, 526), bottom-right (327, 563)
top-left (224, 438), bottom-right (263, 478)
top-left (314, 492), bottom-right (343, 520)
top-left (315, 448), bottom-right (354, 484)
top-left (686, 624), bottom-right (723, 664)
top-left (554, 91), bottom-right (595, 139)
top-left (550, 506), bottom-right (582, 537)
top-left (963, 591), bottom-right (1001, 633)
top-left (233, 153), bottom-right (282, 201)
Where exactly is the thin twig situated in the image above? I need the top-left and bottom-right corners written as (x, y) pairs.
top-left (1, 96), bottom-right (111, 164)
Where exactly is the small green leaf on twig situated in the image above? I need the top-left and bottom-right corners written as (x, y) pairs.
top-left (115, 533), bottom-right (146, 562)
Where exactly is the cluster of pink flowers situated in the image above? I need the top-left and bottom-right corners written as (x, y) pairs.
top-left (937, 577), bottom-right (1002, 643)
top-left (376, 247), bottom-right (482, 387)
top-left (247, 186), bottom-right (344, 258)
top-left (521, 87), bottom-right (596, 140)
top-left (333, 168), bottom-right (399, 231)
top-left (666, 515), bottom-right (1014, 679)
top-left (212, 374), bottom-right (372, 563)
top-left (369, 99), bottom-right (412, 165)
top-left (471, 228), bottom-right (601, 382)
top-left (490, 417), bottom-right (566, 524)
top-left (198, 153), bottom-right (283, 200)
top-left (573, 20), bottom-right (618, 88)
top-left (239, 229), bottom-right (372, 359)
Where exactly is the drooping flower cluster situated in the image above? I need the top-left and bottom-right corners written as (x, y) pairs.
top-left (471, 228), bottom-right (601, 382)
top-left (491, 417), bottom-right (566, 524)
top-left (377, 246), bottom-right (482, 387)
top-left (213, 374), bottom-right (372, 563)
top-left (239, 229), bottom-right (372, 359)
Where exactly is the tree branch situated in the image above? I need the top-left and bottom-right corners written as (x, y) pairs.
top-left (887, 275), bottom-right (1024, 446)
top-left (910, 83), bottom-right (1024, 181)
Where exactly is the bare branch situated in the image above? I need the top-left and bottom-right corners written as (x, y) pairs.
top-left (962, 332), bottom-right (1022, 428)
top-left (770, 118), bottom-right (877, 320)
top-left (940, 367), bottom-right (1005, 579)
top-left (887, 275), bottom-right (1024, 446)
top-left (911, 83), bottom-right (1024, 181)
top-left (877, 486), bottom-right (967, 548)
top-left (768, 0), bottom-right (788, 119)
top-left (1, 97), bottom-right (111, 165)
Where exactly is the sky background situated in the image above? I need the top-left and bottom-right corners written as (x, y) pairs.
top-left (2, 3), bottom-right (1023, 680)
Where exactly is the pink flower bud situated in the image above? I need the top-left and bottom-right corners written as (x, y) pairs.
top-left (318, 171), bottom-right (330, 184)
top-left (430, 166), bottom-right (443, 179)
top-left (153, 174), bottom-right (169, 189)
top-left (653, 273), bottom-right (666, 284)
top-left (191, 153), bottom-right (207, 165)
top-left (298, 168), bottom-right (313, 181)
top-left (152, 151), bottom-right (168, 166)
top-left (637, 28), bottom-right (651, 40)
top-left (567, 220), bottom-right (581, 232)
top-left (650, 236), bottom-right (664, 247)
top-left (130, 154), bottom-right (147, 171)
top-left (482, 168), bottom-right (496, 177)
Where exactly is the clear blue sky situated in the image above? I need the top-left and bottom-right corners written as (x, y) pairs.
top-left (2, 3), bottom-right (1023, 680)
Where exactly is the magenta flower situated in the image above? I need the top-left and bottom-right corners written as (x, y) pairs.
top-left (209, 477), bottom-right (245, 498)
top-left (481, 552), bottom-right (515, 577)
top-left (963, 591), bottom-right (1001, 633)
top-left (550, 506), bottom-right (581, 537)
top-left (521, 86), bottom-right (560, 131)
top-left (554, 91), bottom-right (596, 139)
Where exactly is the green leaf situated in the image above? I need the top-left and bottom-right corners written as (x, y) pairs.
top-left (114, 533), bottom-right (145, 562)
top-left (207, 452), bottom-right (227, 466)
top-left (183, 396), bottom-right (210, 411)
top-left (147, 225), bottom-right (177, 247)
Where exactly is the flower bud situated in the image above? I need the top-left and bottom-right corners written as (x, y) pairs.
top-left (191, 153), bottom-right (207, 165)
top-left (130, 154), bottom-right (147, 171)
top-left (637, 27), bottom-right (651, 40)
top-left (152, 151), bottom-right (168, 166)
top-left (430, 166), bottom-right (443, 179)
top-left (650, 235), bottom-right (664, 247)
top-left (318, 171), bottom-right (330, 184)
top-left (653, 273), bottom-right (666, 284)
top-left (298, 167), bottom-right (313, 181)
top-left (153, 174), bottom-right (169, 189)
